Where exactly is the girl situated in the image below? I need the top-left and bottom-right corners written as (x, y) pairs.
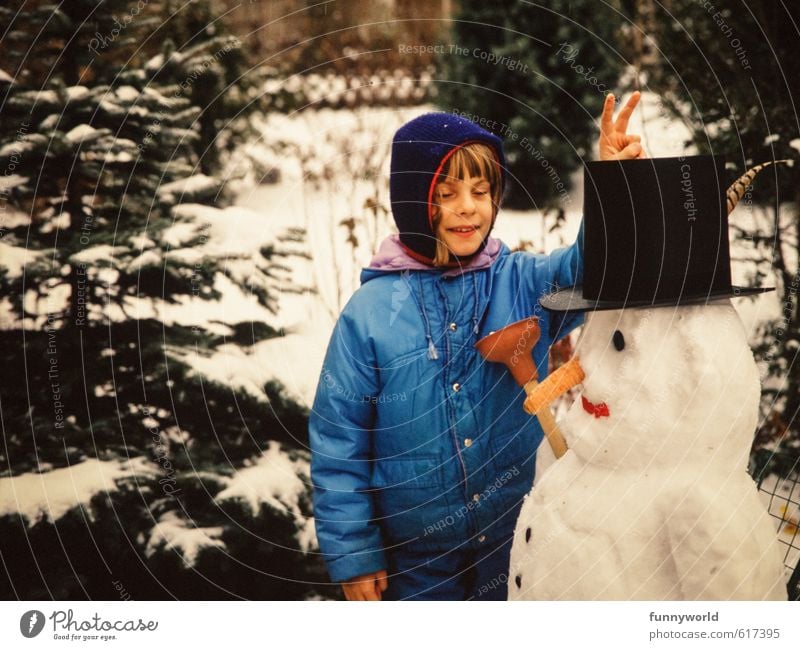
top-left (310, 93), bottom-right (644, 600)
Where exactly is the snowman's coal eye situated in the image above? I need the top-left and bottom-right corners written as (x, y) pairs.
top-left (613, 330), bottom-right (625, 351)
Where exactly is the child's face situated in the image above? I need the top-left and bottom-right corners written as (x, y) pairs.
top-left (433, 173), bottom-right (495, 258)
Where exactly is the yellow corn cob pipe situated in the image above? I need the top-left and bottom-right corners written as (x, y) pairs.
top-left (523, 378), bottom-right (569, 459)
top-left (523, 356), bottom-right (586, 415)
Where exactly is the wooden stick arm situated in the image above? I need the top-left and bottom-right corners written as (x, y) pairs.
top-left (523, 379), bottom-right (568, 459)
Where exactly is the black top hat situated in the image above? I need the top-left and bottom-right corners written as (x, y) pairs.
top-left (541, 154), bottom-right (776, 312)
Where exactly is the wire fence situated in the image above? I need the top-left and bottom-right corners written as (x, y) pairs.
top-left (756, 454), bottom-right (800, 600)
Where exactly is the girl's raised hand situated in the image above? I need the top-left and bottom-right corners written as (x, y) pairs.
top-left (599, 91), bottom-right (646, 161)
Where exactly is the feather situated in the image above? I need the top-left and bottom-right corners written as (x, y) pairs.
top-left (726, 159), bottom-right (792, 213)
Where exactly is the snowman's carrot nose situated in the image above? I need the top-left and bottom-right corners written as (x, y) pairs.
top-left (523, 356), bottom-right (585, 415)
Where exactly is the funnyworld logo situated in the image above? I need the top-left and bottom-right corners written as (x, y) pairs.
top-left (20, 610), bottom-right (46, 638)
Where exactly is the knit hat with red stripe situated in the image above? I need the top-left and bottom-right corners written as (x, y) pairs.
top-left (389, 112), bottom-right (507, 263)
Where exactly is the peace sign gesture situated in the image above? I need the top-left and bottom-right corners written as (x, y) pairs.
top-left (598, 91), bottom-right (646, 161)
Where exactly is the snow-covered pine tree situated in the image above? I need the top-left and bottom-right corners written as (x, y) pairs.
top-left (646, 0), bottom-right (800, 478)
top-left (0, 0), bottom-right (327, 599)
top-left (436, 1), bottom-right (626, 209)
top-left (154, 0), bottom-right (256, 176)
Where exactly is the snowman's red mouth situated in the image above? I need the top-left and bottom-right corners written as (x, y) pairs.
top-left (582, 395), bottom-right (610, 418)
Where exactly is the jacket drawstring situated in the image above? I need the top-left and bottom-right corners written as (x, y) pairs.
top-left (410, 273), bottom-right (439, 360)
top-left (405, 271), bottom-right (482, 360)
top-left (471, 273), bottom-right (480, 335)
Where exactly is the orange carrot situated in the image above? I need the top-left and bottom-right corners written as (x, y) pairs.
top-left (523, 356), bottom-right (585, 415)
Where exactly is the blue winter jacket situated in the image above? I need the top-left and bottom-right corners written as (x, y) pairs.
top-left (309, 231), bottom-right (584, 583)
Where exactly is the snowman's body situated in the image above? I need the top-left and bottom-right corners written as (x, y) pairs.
top-left (509, 301), bottom-right (786, 600)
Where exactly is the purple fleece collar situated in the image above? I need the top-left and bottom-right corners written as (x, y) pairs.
top-left (365, 234), bottom-right (504, 278)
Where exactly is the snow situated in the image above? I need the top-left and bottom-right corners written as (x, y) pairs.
top-left (0, 457), bottom-right (157, 526)
top-left (133, 271), bottom-right (273, 337)
top-left (1, 96), bottom-right (787, 419)
top-left (39, 114), bottom-right (60, 130)
top-left (21, 89), bottom-right (59, 105)
top-left (95, 266), bottom-right (119, 287)
top-left (163, 247), bottom-right (203, 265)
top-left (38, 209), bottom-right (69, 233)
top-left (158, 174), bottom-right (218, 202)
top-left (102, 150), bottom-right (133, 163)
top-left (248, 447), bottom-right (305, 518)
top-left (147, 199), bottom-right (320, 393)
top-left (0, 204), bottom-right (31, 229)
top-left (215, 441), bottom-right (315, 551)
top-left (69, 244), bottom-right (127, 264)
top-left (173, 339), bottom-right (264, 396)
top-left (627, 91), bottom-right (695, 158)
top-left (65, 124), bottom-right (99, 143)
top-left (171, 203), bottom-right (278, 255)
top-left (144, 510), bottom-right (226, 567)
top-left (115, 85), bottom-right (140, 102)
top-left (253, 315), bottom-right (331, 403)
top-left (298, 518), bottom-right (318, 553)
top-left (22, 284), bottom-right (70, 325)
top-left (0, 241), bottom-right (40, 277)
top-left (66, 85), bottom-right (89, 101)
top-left (127, 249), bottom-right (162, 271)
top-left (145, 53), bottom-right (165, 72)
top-left (94, 382), bottom-right (115, 397)
top-left (130, 234), bottom-right (156, 250)
top-left (99, 99), bottom-right (126, 117)
top-left (141, 87), bottom-right (175, 107)
top-left (0, 174), bottom-right (27, 191)
top-left (161, 220), bottom-right (202, 247)
top-left (0, 139), bottom-right (34, 157)
top-left (172, 307), bottom-right (326, 404)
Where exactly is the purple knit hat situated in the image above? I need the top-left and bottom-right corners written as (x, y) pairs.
top-left (389, 112), bottom-right (507, 262)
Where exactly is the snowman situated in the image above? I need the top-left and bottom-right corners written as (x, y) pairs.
top-left (508, 155), bottom-right (788, 600)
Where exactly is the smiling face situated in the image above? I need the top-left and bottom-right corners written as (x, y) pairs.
top-left (429, 142), bottom-right (502, 265)
top-left (433, 174), bottom-right (495, 258)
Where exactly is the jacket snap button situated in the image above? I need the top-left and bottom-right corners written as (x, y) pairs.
top-left (472, 493), bottom-right (480, 502)
top-left (452, 382), bottom-right (461, 392)
top-left (464, 438), bottom-right (472, 448)
top-left (449, 322), bottom-right (457, 331)
top-left (478, 534), bottom-right (486, 543)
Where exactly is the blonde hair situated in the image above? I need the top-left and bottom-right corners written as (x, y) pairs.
top-left (430, 142), bottom-right (503, 266)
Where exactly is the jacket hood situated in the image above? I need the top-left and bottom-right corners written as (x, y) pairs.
top-left (389, 112), bottom-right (507, 262)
